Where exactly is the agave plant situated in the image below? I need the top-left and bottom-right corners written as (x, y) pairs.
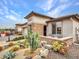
top-left (25, 29), bottom-right (40, 53)
top-left (3, 51), bottom-right (16, 59)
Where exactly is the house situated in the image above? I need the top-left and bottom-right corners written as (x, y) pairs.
top-left (15, 22), bottom-right (28, 35)
top-left (46, 15), bottom-right (79, 41)
top-left (16, 11), bottom-right (79, 41)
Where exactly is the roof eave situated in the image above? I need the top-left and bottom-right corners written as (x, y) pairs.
top-left (24, 11), bottom-right (54, 19)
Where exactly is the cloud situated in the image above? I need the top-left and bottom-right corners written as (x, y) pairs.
top-left (5, 0), bottom-right (14, 6)
top-left (12, 0), bottom-right (27, 9)
top-left (59, 0), bottom-right (69, 4)
top-left (37, 0), bottom-right (54, 11)
top-left (0, 9), bottom-right (4, 15)
top-left (3, 6), bottom-right (9, 13)
top-left (75, 2), bottom-right (79, 5)
top-left (47, 3), bottom-right (71, 17)
top-left (2, 0), bottom-right (8, 5)
top-left (5, 15), bottom-right (17, 21)
top-left (0, 3), bottom-right (9, 15)
top-left (38, 0), bottom-right (70, 11)
top-left (10, 10), bottom-right (21, 16)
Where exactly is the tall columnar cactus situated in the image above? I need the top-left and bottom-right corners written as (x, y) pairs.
top-left (26, 29), bottom-right (40, 53)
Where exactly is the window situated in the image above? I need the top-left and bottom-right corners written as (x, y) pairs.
top-left (57, 27), bottom-right (61, 34)
top-left (52, 24), bottom-right (56, 34)
top-left (52, 23), bottom-right (62, 34)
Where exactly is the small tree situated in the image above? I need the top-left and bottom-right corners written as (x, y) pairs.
top-left (26, 29), bottom-right (40, 53)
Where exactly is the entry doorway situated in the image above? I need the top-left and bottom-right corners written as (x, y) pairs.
top-left (43, 25), bottom-right (47, 36)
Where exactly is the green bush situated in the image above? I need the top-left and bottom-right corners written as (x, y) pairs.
top-left (10, 45), bottom-right (20, 52)
top-left (3, 51), bottom-right (16, 59)
top-left (12, 36), bottom-right (24, 41)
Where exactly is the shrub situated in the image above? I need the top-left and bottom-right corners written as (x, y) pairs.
top-left (3, 45), bottom-right (9, 49)
top-left (59, 46), bottom-right (68, 54)
top-left (8, 42), bottom-right (15, 47)
top-left (52, 40), bottom-right (68, 54)
top-left (10, 45), bottom-right (20, 52)
top-left (16, 41), bottom-right (26, 48)
top-left (0, 46), bottom-right (3, 51)
top-left (3, 51), bottom-right (16, 59)
top-left (24, 40), bottom-right (29, 48)
top-left (12, 36), bottom-right (24, 41)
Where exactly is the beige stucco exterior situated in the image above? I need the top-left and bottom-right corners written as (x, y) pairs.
top-left (71, 18), bottom-right (79, 41)
top-left (28, 15), bottom-right (51, 25)
top-left (15, 12), bottom-right (79, 41)
top-left (22, 27), bottom-right (28, 35)
top-left (27, 15), bottom-right (51, 35)
top-left (16, 26), bottom-right (23, 33)
top-left (47, 17), bottom-right (79, 41)
top-left (47, 23), bottom-right (52, 36)
top-left (62, 19), bottom-right (73, 37)
top-left (15, 23), bottom-right (27, 35)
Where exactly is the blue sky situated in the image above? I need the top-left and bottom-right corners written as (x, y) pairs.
top-left (0, 0), bottom-right (79, 28)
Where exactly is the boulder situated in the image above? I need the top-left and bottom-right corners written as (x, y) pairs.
top-left (32, 55), bottom-right (41, 59)
top-left (40, 49), bottom-right (49, 58)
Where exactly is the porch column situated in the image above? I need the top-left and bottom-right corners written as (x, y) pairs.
top-left (47, 23), bottom-right (52, 36)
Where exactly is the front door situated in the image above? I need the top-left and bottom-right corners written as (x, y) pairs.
top-left (43, 25), bottom-right (47, 36)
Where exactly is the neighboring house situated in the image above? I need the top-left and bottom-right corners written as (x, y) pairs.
top-left (16, 11), bottom-right (79, 41)
top-left (15, 22), bottom-right (28, 35)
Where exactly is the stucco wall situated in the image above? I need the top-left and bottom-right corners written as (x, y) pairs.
top-left (28, 15), bottom-right (51, 25)
top-left (47, 23), bottom-right (52, 36)
top-left (62, 19), bottom-right (73, 37)
top-left (71, 18), bottom-right (79, 41)
top-left (47, 22), bottom-right (62, 36)
top-left (47, 19), bottom-right (73, 38)
top-left (22, 27), bottom-right (28, 35)
top-left (27, 15), bottom-right (51, 35)
top-left (16, 26), bottom-right (23, 32)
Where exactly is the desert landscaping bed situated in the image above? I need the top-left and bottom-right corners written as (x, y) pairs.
top-left (0, 30), bottom-right (79, 59)
top-left (0, 42), bottom-right (79, 59)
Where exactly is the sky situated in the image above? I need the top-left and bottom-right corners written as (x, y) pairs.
top-left (0, 0), bottom-right (79, 29)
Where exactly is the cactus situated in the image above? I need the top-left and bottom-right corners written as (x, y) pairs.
top-left (3, 51), bottom-right (16, 59)
top-left (26, 29), bottom-right (40, 53)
